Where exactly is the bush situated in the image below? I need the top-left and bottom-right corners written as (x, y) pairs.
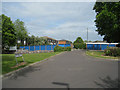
top-left (104, 47), bottom-right (120, 57)
top-left (65, 47), bottom-right (71, 51)
top-left (74, 43), bottom-right (86, 49)
top-left (54, 46), bottom-right (71, 52)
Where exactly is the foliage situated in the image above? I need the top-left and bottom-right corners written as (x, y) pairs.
top-left (65, 47), bottom-right (71, 51)
top-left (93, 2), bottom-right (120, 42)
top-left (86, 50), bottom-right (118, 59)
top-left (104, 47), bottom-right (120, 57)
top-left (1, 14), bottom-right (16, 50)
top-left (73, 37), bottom-right (86, 49)
top-left (54, 46), bottom-right (71, 52)
top-left (26, 35), bottom-right (50, 46)
top-left (73, 37), bottom-right (84, 44)
top-left (2, 52), bottom-right (60, 74)
top-left (14, 19), bottom-right (28, 46)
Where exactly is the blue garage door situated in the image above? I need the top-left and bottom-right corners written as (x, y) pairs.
top-left (94, 44), bottom-right (101, 50)
top-left (87, 44), bottom-right (93, 50)
top-left (109, 44), bottom-right (116, 47)
top-left (101, 44), bottom-right (108, 50)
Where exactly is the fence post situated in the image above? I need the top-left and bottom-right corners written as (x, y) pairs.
top-left (29, 46), bottom-right (30, 51)
top-left (100, 44), bottom-right (101, 50)
top-left (45, 45), bottom-right (47, 51)
top-left (40, 45), bottom-right (41, 51)
top-left (51, 45), bottom-right (52, 51)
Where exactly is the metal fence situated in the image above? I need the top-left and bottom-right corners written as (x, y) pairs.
top-left (86, 43), bottom-right (118, 50)
top-left (20, 44), bottom-right (71, 51)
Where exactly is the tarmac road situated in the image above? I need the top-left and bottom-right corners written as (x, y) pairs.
top-left (2, 50), bottom-right (118, 88)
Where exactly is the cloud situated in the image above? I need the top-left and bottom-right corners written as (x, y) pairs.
top-left (2, 2), bottom-right (103, 42)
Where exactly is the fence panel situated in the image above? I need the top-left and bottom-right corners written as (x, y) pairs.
top-left (30, 46), bottom-right (34, 51)
top-left (41, 45), bottom-right (46, 50)
top-left (25, 46), bottom-right (29, 51)
top-left (20, 46), bottom-right (24, 49)
top-left (46, 45), bottom-right (52, 50)
top-left (35, 46), bottom-right (40, 50)
top-left (52, 45), bottom-right (57, 50)
top-left (65, 44), bottom-right (71, 47)
top-left (58, 44), bottom-right (65, 47)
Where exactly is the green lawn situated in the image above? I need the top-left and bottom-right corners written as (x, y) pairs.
top-left (1, 52), bottom-right (60, 74)
top-left (86, 50), bottom-right (119, 60)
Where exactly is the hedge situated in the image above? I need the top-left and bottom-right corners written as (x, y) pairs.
top-left (104, 47), bottom-right (120, 57)
top-left (74, 43), bottom-right (86, 49)
top-left (54, 46), bottom-right (71, 52)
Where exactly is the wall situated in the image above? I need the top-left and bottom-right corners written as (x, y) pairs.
top-left (20, 44), bottom-right (71, 51)
top-left (86, 43), bottom-right (118, 50)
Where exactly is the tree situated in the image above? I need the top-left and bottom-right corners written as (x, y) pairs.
top-left (93, 2), bottom-right (120, 42)
top-left (73, 37), bottom-right (84, 44)
top-left (73, 37), bottom-right (86, 49)
top-left (14, 19), bottom-right (28, 45)
top-left (1, 14), bottom-right (16, 50)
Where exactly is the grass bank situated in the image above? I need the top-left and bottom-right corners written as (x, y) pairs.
top-left (86, 50), bottom-right (119, 60)
top-left (2, 52), bottom-right (60, 74)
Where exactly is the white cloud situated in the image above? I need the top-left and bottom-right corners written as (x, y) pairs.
top-left (2, 2), bottom-right (103, 42)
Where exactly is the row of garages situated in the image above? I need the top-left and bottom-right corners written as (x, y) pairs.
top-left (86, 43), bottom-right (118, 50)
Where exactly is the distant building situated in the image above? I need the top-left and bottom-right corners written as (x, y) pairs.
top-left (58, 39), bottom-right (72, 44)
top-left (43, 36), bottom-right (58, 45)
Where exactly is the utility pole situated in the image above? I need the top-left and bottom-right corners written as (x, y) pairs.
top-left (87, 28), bottom-right (88, 43)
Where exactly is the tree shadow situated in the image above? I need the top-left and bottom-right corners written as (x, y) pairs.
top-left (94, 76), bottom-right (119, 88)
top-left (9, 65), bottom-right (41, 80)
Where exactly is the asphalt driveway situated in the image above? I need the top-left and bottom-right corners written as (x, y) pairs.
top-left (2, 50), bottom-right (118, 88)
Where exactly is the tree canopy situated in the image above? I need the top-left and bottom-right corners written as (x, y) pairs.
top-left (73, 37), bottom-right (86, 49)
top-left (1, 14), bottom-right (16, 50)
top-left (73, 37), bottom-right (84, 44)
top-left (93, 2), bottom-right (120, 42)
top-left (14, 19), bottom-right (28, 45)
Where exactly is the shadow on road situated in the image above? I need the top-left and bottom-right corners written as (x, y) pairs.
top-left (52, 82), bottom-right (70, 90)
top-left (9, 65), bottom-right (41, 80)
top-left (94, 76), bottom-right (119, 88)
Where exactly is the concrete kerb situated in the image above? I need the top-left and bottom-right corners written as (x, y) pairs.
top-left (2, 51), bottom-right (66, 79)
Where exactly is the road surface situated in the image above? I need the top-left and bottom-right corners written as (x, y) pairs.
top-left (2, 50), bottom-right (118, 88)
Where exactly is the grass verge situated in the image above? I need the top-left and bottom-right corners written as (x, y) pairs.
top-left (86, 50), bottom-right (119, 60)
top-left (1, 52), bottom-right (60, 74)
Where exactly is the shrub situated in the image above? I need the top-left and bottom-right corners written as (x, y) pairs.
top-left (74, 43), bottom-right (86, 49)
top-left (54, 46), bottom-right (71, 52)
top-left (65, 47), bottom-right (71, 51)
top-left (104, 47), bottom-right (120, 57)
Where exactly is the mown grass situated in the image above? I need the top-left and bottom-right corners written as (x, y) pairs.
top-left (2, 52), bottom-right (60, 74)
top-left (86, 50), bottom-right (119, 60)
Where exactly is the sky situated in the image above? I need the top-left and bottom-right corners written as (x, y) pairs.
top-left (2, 2), bottom-right (104, 42)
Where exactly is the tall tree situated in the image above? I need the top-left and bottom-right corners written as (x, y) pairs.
top-left (14, 19), bottom-right (28, 45)
top-left (1, 14), bottom-right (16, 50)
top-left (93, 2), bottom-right (120, 42)
top-left (73, 37), bottom-right (84, 44)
